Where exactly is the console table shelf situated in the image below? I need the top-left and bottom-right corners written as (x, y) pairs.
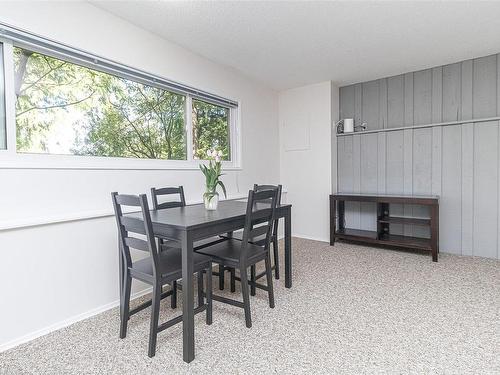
top-left (330, 193), bottom-right (439, 261)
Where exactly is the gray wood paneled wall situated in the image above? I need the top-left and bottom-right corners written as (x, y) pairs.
top-left (337, 53), bottom-right (500, 259)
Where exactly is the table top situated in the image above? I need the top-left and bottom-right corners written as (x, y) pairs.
top-left (126, 200), bottom-right (291, 230)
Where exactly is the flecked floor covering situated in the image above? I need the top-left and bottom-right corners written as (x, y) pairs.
top-left (1, 238), bottom-right (499, 374)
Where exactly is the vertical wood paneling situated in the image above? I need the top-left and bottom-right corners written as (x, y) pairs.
top-left (473, 55), bottom-right (497, 118)
top-left (461, 60), bottom-right (473, 121)
top-left (377, 132), bottom-right (386, 193)
top-left (432, 67), bottom-right (443, 123)
top-left (473, 121), bottom-right (499, 258)
top-left (349, 134), bottom-right (361, 229)
top-left (413, 69), bottom-right (432, 125)
top-left (362, 80), bottom-right (380, 131)
top-left (412, 128), bottom-right (432, 238)
top-left (404, 73), bottom-right (414, 127)
top-left (386, 131), bottom-right (404, 234)
top-left (337, 53), bottom-right (500, 259)
top-left (441, 126), bottom-right (462, 253)
top-left (360, 133), bottom-right (378, 230)
top-left (403, 129), bottom-right (413, 235)
top-left (354, 84), bottom-right (363, 127)
top-left (379, 78), bottom-right (388, 129)
top-left (461, 123), bottom-right (474, 256)
top-left (340, 85), bottom-right (355, 120)
top-left (387, 75), bottom-right (405, 128)
top-left (442, 63), bottom-right (462, 122)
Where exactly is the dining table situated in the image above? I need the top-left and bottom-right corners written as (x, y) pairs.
top-left (123, 199), bottom-right (292, 363)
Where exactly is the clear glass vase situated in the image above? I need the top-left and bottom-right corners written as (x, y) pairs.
top-left (203, 191), bottom-right (219, 210)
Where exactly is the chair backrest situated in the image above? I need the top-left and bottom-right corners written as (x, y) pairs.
top-left (111, 192), bottom-right (160, 277)
top-left (253, 184), bottom-right (282, 235)
top-left (239, 188), bottom-right (278, 263)
top-left (150, 186), bottom-right (186, 210)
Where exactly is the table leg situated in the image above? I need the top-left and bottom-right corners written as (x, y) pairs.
top-left (284, 207), bottom-right (292, 288)
top-left (181, 230), bottom-right (195, 363)
top-left (330, 196), bottom-right (336, 246)
top-left (430, 204), bottom-right (439, 262)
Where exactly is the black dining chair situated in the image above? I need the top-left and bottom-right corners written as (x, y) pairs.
top-left (111, 192), bottom-right (213, 358)
top-left (221, 184), bottom-right (282, 296)
top-left (195, 189), bottom-right (278, 328)
top-left (151, 186), bottom-right (228, 305)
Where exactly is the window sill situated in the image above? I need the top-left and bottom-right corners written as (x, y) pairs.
top-left (0, 152), bottom-right (242, 170)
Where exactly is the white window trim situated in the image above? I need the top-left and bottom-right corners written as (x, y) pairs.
top-left (0, 36), bottom-right (242, 170)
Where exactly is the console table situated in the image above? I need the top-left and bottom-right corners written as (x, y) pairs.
top-left (330, 193), bottom-right (439, 262)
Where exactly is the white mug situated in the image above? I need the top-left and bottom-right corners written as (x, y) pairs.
top-left (343, 118), bottom-right (354, 133)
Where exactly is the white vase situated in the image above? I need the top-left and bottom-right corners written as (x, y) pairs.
top-left (204, 191), bottom-right (219, 210)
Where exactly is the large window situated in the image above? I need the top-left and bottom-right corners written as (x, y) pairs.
top-left (0, 43), bottom-right (6, 150)
top-left (15, 47), bottom-right (187, 159)
top-left (0, 25), bottom-right (239, 168)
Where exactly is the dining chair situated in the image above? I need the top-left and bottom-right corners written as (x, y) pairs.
top-left (150, 186), bottom-right (228, 307)
top-left (111, 192), bottom-right (213, 358)
top-left (195, 188), bottom-right (278, 328)
top-left (221, 184), bottom-right (282, 296)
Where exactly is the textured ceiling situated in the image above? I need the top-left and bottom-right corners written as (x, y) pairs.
top-left (92, 1), bottom-right (500, 90)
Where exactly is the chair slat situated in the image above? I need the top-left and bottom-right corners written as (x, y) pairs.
top-left (115, 194), bottom-right (142, 207)
top-left (157, 201), bottom-right (184, 210)
top-left (124, 236), bottom-right (149, 252)
top-left (250, 225), bottom-right (268, 239)
top-left (120, 216), bottom-right (147, 234)
top-left (154, 187), bottom-right (183, 195)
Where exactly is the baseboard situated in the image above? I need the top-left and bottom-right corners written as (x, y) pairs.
top-left (0, 287), bottom-right (152, 353)
top-left (292, 233), bottom-right (329, 243)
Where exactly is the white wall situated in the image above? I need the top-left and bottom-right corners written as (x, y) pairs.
top-left (279, 81), bottom-right (338, 242)
top-left (0, 2), bottom-right (279, 350)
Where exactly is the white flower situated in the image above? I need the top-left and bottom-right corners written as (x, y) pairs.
top-left (217, 150), bottom-right (223, 157)
top-left (207, 150), bottom-right (214, 157)
top-left (215, 155), bottom-right (221, 162)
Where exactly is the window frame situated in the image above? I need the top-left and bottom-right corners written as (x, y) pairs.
top-left (0, 30), bottom-right (241, 170)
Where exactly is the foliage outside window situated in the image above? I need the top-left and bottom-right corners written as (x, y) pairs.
top-left (12, 47), bottom-right (233, 162)
top-left (192, 99), bottom-right (230, 161)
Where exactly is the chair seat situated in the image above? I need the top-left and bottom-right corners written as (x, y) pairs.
top-left (131, 248), bottom-right (211, 283)
top-left (160, 236), bottom-right (227, 251)
top-left (195, 239), bottom-right (267, 266)
top-left (221, 231), bottom-right (275, 246)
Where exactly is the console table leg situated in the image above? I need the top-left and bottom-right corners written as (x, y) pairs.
top-left (330, 196), bottom-right (336, 246)
top-left (430, 205), bottom-right (439, 262)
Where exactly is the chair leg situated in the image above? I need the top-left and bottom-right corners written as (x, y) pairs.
top-left (265, 254), bottom-right (275, 308)
top-left (230, 268), bottom-right (236, 293)
top-left (250, 265), bottom-right (256, 296)
top-left (240, 267), bottom-right (252, 328)
top-left (218, 264), bottom-right (225, 290)
top-left (148, 283), bottom-right (161, 358)
top-left (206, 264), bottom-right (213, 325)
top-left (119, 273), bottom-right (132, 339)
top-left (273, 238), bottom-right (280, 279)
top-left (197, 271), bottom-right (204, 308)
top-left (171, 280), bottom-right (177, 309)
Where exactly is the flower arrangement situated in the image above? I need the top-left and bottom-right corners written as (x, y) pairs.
top-left (199, 150), bottom-right (227, 210)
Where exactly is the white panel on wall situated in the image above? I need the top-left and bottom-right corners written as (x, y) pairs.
top-left (442, 63), bottom-right (462, 122)
top-left (386, 130), bottom-right (404, 234)
top-left (387, 75), bottom-right (405, 128)
top-left (473, 55), bottom-right (497, 119)
top-left (412, 128), bottom-right (432, 238)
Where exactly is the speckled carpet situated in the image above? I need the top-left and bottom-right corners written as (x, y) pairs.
top-left (1, 238), bottom-right (499, 374)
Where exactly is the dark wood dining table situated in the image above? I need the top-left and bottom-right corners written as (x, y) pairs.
top-left (124, 199), bottom-right (292, 363)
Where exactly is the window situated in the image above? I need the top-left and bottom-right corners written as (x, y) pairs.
top-left (192, 99), bottom-right (230, 161)
top-left (0, 43), bottom-right (6, 150)
top-left (0, 24), bottom-right (240, 168)
top-left (14, 47), bottom-right (187, 160)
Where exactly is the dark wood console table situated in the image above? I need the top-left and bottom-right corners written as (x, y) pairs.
top-left (330, 193), bottom-right (439, 262)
